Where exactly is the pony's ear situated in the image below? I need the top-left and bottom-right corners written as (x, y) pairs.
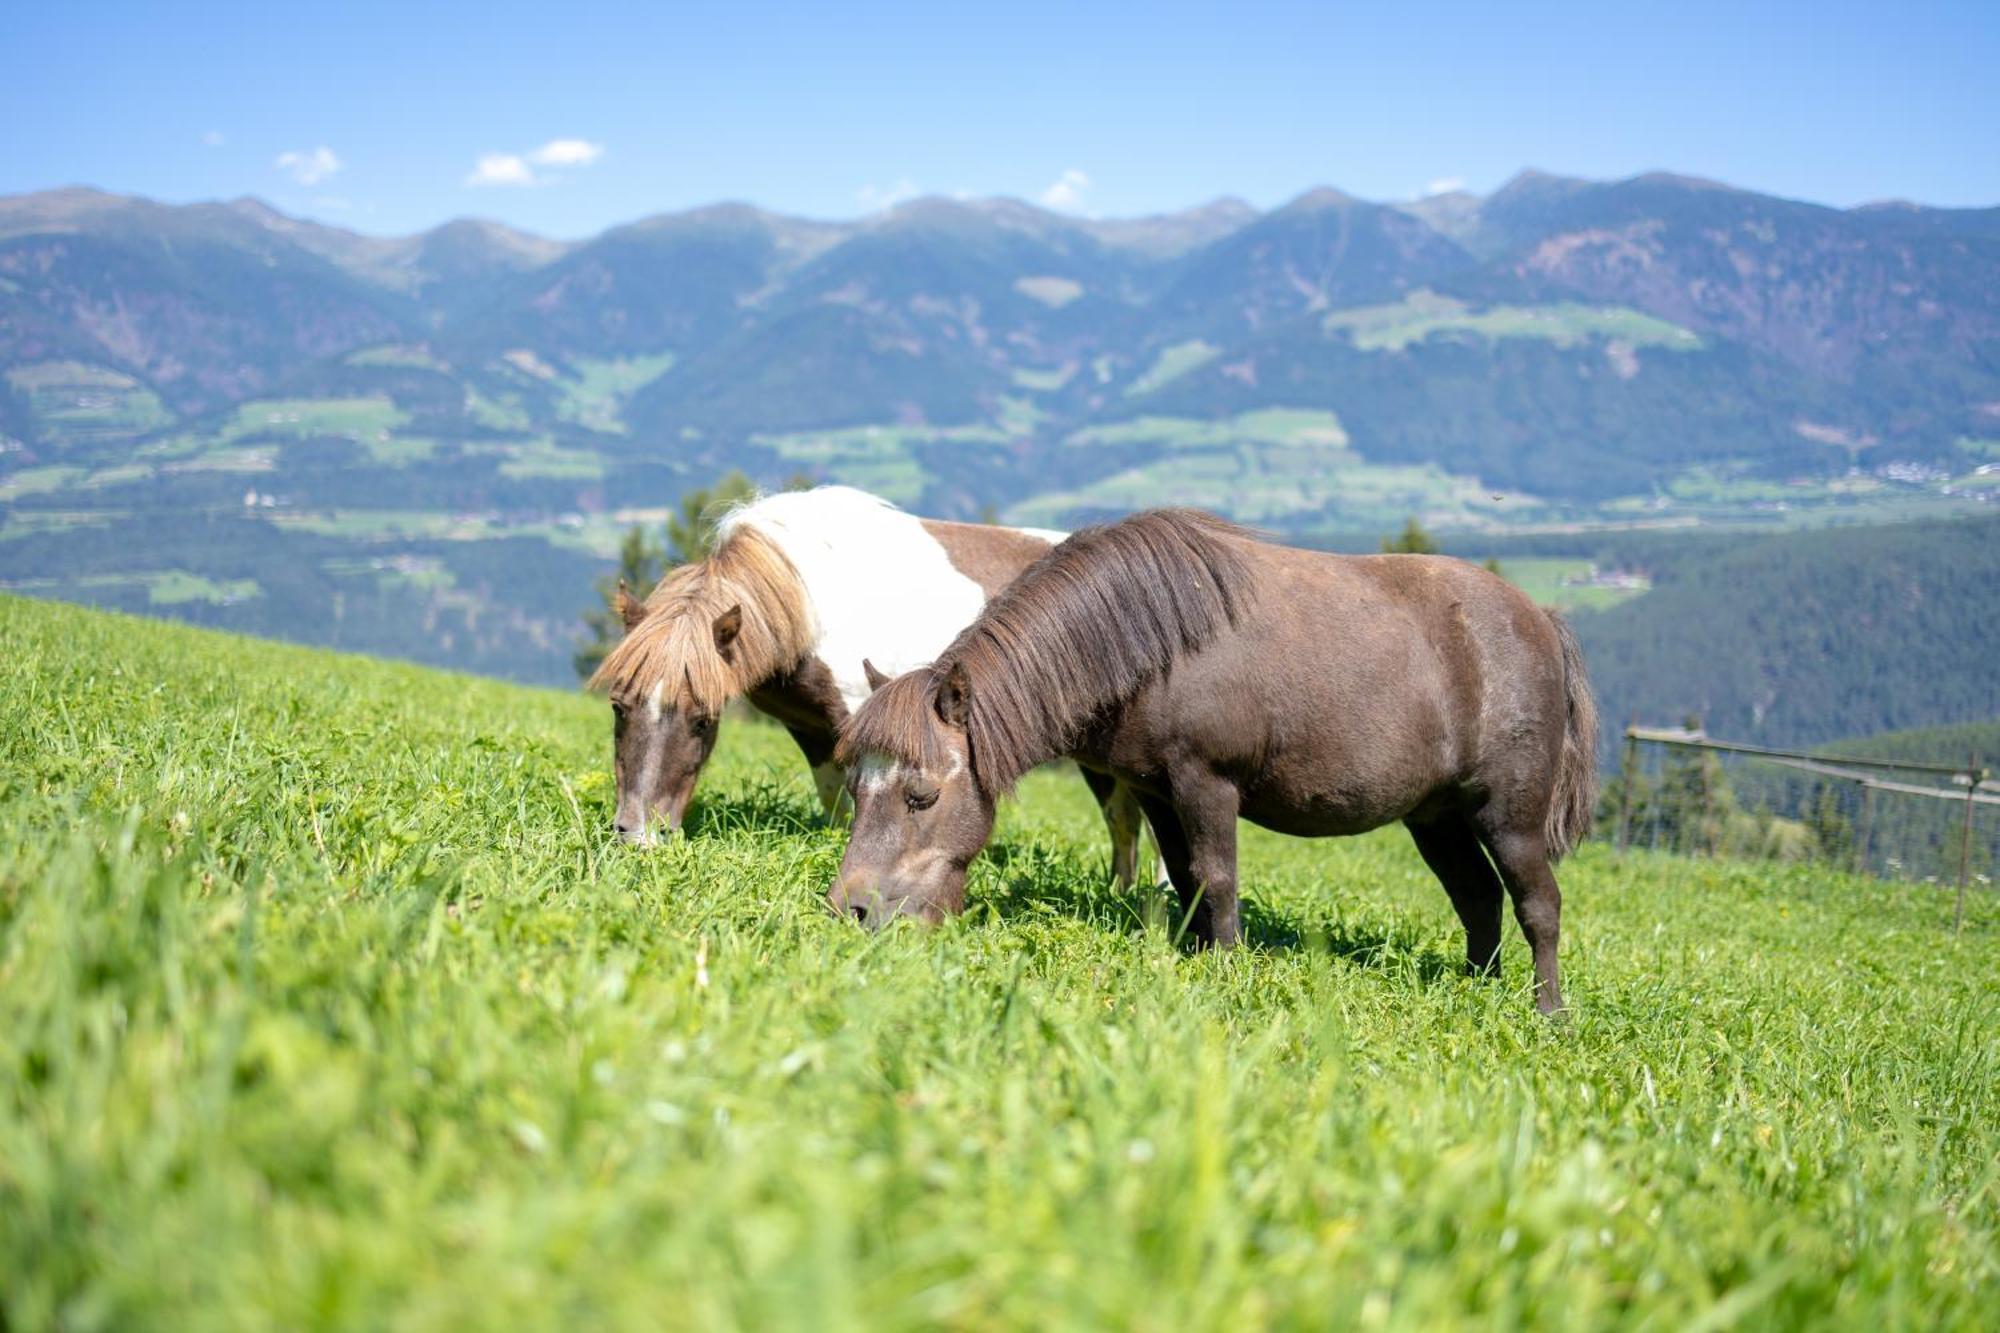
top-left (862, 658), bottom-right (892, 693)
top-left (615, 580), bottom-right (648, 631)
top-left (934, 662), bottom-right (972, 728)
top-left (712, 603), bottom-right (743, 655)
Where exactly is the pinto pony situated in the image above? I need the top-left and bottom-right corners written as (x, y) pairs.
top-left (588, 486), bottom-right (1156, 884)
top-left (831, 509), bottom-right (1597, 1013)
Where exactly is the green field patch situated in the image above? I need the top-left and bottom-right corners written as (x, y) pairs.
top-left (1010, 365), bottom-right (1077, 393)
top-left (995, 395), bottom-right (1046, 435)
top-left (78, 462), bottom-right (155, 490)
top-left (0, 594), bottom-right (1992, 1327)
top-left (4, 361), bottom-right (174, 442)
top-left (759, 422), bottom-right (1010, 505)
top-left (554, 353), bottom-right (678, 435)
top-left (0, 465), bottom-right (86, 500)
top-left (4, 571), bottom-right (261, 605)
top-left (1954, 436), bottom-right (2000, 460)
top-left (222, 396), bottom-right (408, 444)
top-left (1068, 407), bottom-right (1351, 452)
top-left (496, 440), bottom-right (605, 480)
top-left (278, 511), bottom-right (468, 540)
top-left (1021, 409), bottom-right (1532, 528)
top-left (1012, 275), bottom-right (1084, 308)
top-left (346, 344), bottom-right (448, 371)
top-left (323, 553), bottom-right (456, 592)
top-left (142, 571), bottom-right (262, 605)
top-left (162, 446), bottom-right (277, 474)
top-left (1484, 557), bottom-right (1652, 612)
top-left (1015, 449), bottom-right (1511, 529)
top-left (133, 433), bottom-right (211, 461)
top-left (360, 436), bottom-right (439, 466)
top-left (1325, 291), bottom-right (1703, 354)
top-left (0, 511), bottom-right (116, 542)
top-left (465, 386), bottom-right (533, 432)
top-left (1124, 340), bottom-right (1221, 397)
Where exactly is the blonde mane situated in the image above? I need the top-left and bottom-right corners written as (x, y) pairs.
top-left (587, 523), bottom-right (817, 712)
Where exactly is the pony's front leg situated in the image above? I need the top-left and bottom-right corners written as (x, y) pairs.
top-left (785, 724), bottom-right (851, 826)
top-left (813, 763), bottom-right (852, 825)
top-left (1080, 769), bottom-right (1155, 889)
top-left (1140, 782), bottom-right (1241, 947)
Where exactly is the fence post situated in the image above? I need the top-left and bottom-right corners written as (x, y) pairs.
top-left (1958, 753), bottom-right (1985, 934)
top-left (1617, 726), bottom-right (1639, 852)
top-left (1853, 783), bottom-right (1874, 877)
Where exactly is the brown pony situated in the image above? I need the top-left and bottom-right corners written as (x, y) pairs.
top-left (831, 509), bottom-right (1597, 1013)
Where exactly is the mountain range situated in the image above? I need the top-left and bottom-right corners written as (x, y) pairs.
top-left (6, 172), bottom-right (1998, 519)
top-left (2, 171), bottom-right (1997, 696)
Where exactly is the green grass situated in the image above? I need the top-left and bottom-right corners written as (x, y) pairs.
top-left (1, 595), bottom-right (1994, 1329)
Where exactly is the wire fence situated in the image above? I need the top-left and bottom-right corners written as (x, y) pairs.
top-left (1609, 725), bottom-right (1996, 929)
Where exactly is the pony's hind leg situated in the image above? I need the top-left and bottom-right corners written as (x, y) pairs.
top-left (1405, 814), bottom-right (1505, 977)
top-left (1476, 824), bottom-right (1566, 1014)
top-left (1081, 768), bottom-right (1145, 889)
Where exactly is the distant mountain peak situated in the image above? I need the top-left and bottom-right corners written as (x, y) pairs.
top-left (1276, 186), bottom-right (1363, 214)
top-left (1627, 170), bottom-right (1743, 193)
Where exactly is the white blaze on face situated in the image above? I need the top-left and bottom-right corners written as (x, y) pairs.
top-left (855, 753), bottom-right (902, 796)
top-left (719, 486), bottom-right (989, 713)
top-left (646, 679), bottom-right (667, 723)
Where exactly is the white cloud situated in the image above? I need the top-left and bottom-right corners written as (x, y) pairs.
top-left (1039, 168), bottom-right (1091, 212)
top-left (1422, 176), bottom-right (1466, 197)
top-left (201, 130), bottom-right (225, 148)
top-left (275, 146), bottom-right (342, 186)
top-left (465, 138), bottom-right (605, 188)
top-left (528, 138), bottom-right (604, 167)
top-left (857, 177), bottom-right (921, 211)
top-left (466, 152), bottom-right (537, 187)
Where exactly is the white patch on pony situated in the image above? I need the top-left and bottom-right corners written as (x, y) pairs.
top-left (646, 679), bottom-right (667, 723)
top-left (1014, 526), bottom-right (1070, 545)
top-left (855, 753), bottom-right (902, 795)
top-left (717, 486), bottom-right (989, 713)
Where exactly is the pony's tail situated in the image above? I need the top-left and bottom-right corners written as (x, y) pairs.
top-left (1543, 610), bottom-right (1599, 860)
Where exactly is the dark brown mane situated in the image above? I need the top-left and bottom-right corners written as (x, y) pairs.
top-left (837, 509), bottom-right (1255, 792)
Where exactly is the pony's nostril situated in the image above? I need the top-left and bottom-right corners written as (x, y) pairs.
top-left (850, 903), bottom-right (869, 923)
top-left (614, 820), bottom-right (636, 837)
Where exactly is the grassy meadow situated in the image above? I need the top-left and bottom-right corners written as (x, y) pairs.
top-left (0, 593), bottom-right (1994, 1329)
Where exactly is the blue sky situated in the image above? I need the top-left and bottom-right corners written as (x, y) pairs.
top-left (4, 1), bottom-right (1995, 238)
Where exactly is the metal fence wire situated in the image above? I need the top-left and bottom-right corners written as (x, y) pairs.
top-left (1609, 725), bottom-right (1996, 929)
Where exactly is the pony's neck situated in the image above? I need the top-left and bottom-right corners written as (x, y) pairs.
top-left (936, 509), bottom-right (1252, 793)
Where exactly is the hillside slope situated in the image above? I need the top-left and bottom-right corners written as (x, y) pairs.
top-left (1571, 513), bottom-right (2000, 749)
top-left (0, 594), bottom-right (1993, 1327)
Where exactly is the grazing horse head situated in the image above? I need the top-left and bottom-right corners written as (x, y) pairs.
top-left (831, 508), bottom-right (1250, 923)
top-left (587, 525), bottom-right (814, 844)
top-left (828, 663), bottom-right (995, 924)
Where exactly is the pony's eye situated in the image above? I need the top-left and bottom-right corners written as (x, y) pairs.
top-left (689, 715), bottom-right (713, 736)
top-left (905, 785), bottom-right (939, 812)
